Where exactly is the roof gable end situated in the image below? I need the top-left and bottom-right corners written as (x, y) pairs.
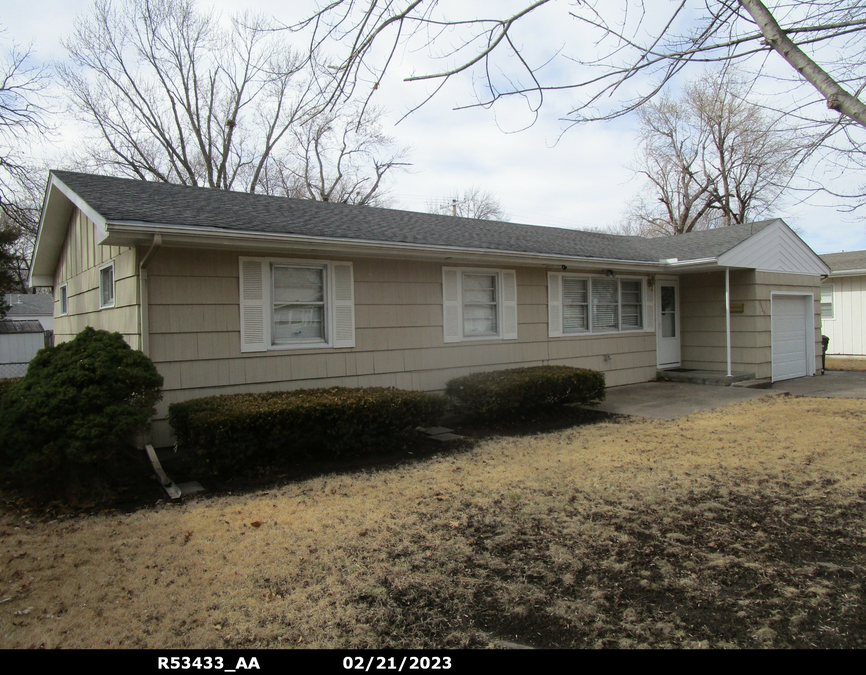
top-left (718, 220), bottom-right (829, 275)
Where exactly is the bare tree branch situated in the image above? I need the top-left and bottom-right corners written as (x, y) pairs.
top-left (60, 0), bottom-right (320, 193)
top-left (300, 1), bottom-right (866, 211)
top-left (255, 103), bottom-right (410, 206)
top-left (0, 28), bottom-right (52, 290)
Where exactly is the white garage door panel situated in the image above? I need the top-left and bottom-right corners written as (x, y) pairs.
top-left (772, 296), bottom-right (808, 382)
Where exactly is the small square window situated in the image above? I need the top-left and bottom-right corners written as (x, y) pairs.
top-left (99, 264), bottom-right (115, 308)
top-left (59, 284), bottom-right (68, 316)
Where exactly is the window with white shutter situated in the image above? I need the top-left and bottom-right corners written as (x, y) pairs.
top-left (239, 257), bottom-right (354, 352)
top-left (442, 267), bottom-right (518, 342)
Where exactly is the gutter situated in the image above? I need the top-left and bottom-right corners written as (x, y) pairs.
top-left (826, 268), bottom-right (866, 278)
top-left (104, 220), bottom-right (721, 273)
top-left (138, 234), bottom-right (162, 357)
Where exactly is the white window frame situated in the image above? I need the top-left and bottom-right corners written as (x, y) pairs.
top-left (98, 262), bottom-right (115, 309)
top-left (443, 267), bottom-right (518, 343)
top-left (239, 257), bottom-right (355, 353)
top-left (820, 284), bottom-right (834, 320)
top-left (58, 284), bottom-right (68, 316)
top-left (271, 262), bottom-right (329, 347)
top-left (549, 273), bottom-right (648, 337)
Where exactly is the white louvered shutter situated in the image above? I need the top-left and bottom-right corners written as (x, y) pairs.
top-left (239, 258), bottom-right (267, 352)
top-left (644, 278), bottom-right (655, 332)
top-left (501, 270), bottom-right (518, 340)
top-left (331, 262), bottom-right (355, 348)
top-left (442, 267), bottom-right (462, 343)
top-left (548, 272), bottom-right (563, 338)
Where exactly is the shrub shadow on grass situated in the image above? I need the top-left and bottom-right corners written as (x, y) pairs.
top-left (448, 404), bottom-right (615, 440)
top-left (1, 404), bottom-right (609, 515)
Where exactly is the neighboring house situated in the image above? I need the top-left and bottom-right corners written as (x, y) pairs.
top-left (3, 293), bottom-right (55, 331)
top-left (0, 294), bottom-right (54, 378)
top-left (0, 320), bottom-right (48, 378)
top-left (819, 250), bottom-right (866, 356)
top-left (30, 171), bottom-right (830, 447)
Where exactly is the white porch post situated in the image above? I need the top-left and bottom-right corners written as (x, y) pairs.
top-left (725, 267), bottom-right (732, 377)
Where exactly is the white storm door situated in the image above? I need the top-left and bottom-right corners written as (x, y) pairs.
top-left (657, 280), bottom-right (681, 368)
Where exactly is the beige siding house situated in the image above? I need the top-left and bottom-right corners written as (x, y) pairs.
top-left (30, 172), bottom-right (830, 447)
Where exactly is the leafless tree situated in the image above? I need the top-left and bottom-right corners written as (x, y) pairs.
top-left (625, 69), bottom-right (799, 236)
top-left (255, 103), bottom-right (409, 206)
top-left (428, 186), bottom-right (508, 220)
top-left (0, 29), bottom-right (51, 291)
top-left (60, 0), bottom-right (323, 193)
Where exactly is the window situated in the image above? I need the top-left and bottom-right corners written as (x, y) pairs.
top-left (550, 274), bottom-right (645, 337)
top-left (239, 257), bottom-right (354, 353)
top-left (821, 285), bottom-right (834, 320)
top-left (99, 263), bottom-right (114, 309)
top-left (442, 267), bottom-right (518, 342)
top-left (273, 265), bottom-right (326, 344)
top-left (58, 284), bottom-right (68, 316)
top-left (462, 272), bottom-right (498, 337)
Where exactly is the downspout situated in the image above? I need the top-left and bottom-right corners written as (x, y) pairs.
top-left (725, 267), bottom-right (732, 378)
top-left (138, 234), bottom-right (162, 357)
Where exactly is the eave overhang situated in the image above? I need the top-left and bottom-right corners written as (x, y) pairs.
top-left (102, 219), bottom-right (685, 273)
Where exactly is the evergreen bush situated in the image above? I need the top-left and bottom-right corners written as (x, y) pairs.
top-left (0, 327), bottom-right (163, 481)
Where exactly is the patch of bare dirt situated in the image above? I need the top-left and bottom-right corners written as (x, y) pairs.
top-left (1, 396), bottom-right (865, 648)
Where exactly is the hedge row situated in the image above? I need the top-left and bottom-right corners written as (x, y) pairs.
top-left (445, 365), bottom-right (605, 421)
top-left (169, 387), bottom-right (449, 472)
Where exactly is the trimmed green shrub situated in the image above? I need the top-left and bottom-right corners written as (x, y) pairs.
top-left (0, 328), bottom-right (163, 481)
top-left (445, 366), bottom-right (605, 422)
top-left (169, 387), bottom-right (449, 473)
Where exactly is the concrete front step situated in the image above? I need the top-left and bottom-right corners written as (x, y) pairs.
top-left (656, 369), bottom-right (756, 386)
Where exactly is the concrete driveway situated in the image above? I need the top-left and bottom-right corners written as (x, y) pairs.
top-left (590, 371), bottom-right (866, 420)
top-left (776, 370), bottom-right (866, 398)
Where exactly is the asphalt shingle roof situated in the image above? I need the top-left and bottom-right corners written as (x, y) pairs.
top-left (820, 250), bottom-right (866, 272)
top-left (51, 171), bottom-right (782, 264)
top-left (3, 293), bottom-right (54, 317)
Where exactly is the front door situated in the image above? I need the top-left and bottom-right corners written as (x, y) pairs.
top-left (657, 280), bottom-right (681, 368)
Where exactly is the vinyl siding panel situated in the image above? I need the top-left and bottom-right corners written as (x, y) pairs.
top-left (147, 253), bottom-right (657, 446)
top-left (679, 269), bottom-right (821, 379)
top-left (53, 208), bottom-right (140, 350)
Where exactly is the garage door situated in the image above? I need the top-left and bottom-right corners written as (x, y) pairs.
top-left (772, 295), bottom-right (809, 382)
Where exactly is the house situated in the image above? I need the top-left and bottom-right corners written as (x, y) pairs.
top-left (0, 293), bottom-right (54, 378)
top-left (29, 171), bottom-right (830, 447)
top-left (3, 293), bottom-right (55, 331)
top-left (819, 250), bottom-right (866, 356)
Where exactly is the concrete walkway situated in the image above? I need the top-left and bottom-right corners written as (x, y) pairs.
top-left (590, 371), bottom-right (866, 420)
top-left (590, 381), bottom-right (778, 420)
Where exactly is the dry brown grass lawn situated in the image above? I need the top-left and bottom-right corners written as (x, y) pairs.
top-left (826, 356), bottom-right (866, 372)
top-left (2, 395), bottom-right (865, 649)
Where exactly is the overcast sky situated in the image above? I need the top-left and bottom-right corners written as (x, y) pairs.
top-left (5, 0), bottom-right (866, 254)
